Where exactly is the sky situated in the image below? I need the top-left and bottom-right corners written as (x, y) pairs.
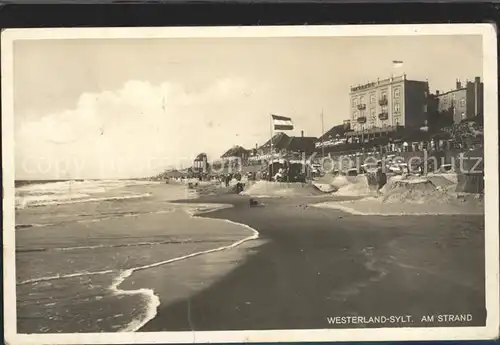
top-left (13, 34), bottom-right (482, 179)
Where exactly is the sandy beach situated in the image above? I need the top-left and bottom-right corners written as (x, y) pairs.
top-left (133, 192), bottom-right (485, 331)
top-left (14, 179), bottom-right (486, 333)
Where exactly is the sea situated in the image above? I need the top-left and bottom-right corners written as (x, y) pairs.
top-left (13, 179), bottom-right (258, 333)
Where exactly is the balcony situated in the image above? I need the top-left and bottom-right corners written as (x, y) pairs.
top-left (357, 116), bottom-right (367, 124)
top-left (356, 104), bottom-right (366, 110)
top-left (378, 98), bottom-right (388, 106)
top-left (378, 112), bottom-right (389, 121)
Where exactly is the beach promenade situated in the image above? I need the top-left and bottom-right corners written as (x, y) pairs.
top-left (138, 194), bottom-right (485, 331)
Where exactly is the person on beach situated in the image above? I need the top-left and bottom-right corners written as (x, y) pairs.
top-left (274, 167), bottom-right (284, 182)
top-left (376, 161), bottom-right (387, 190)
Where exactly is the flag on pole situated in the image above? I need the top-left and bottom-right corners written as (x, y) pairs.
top-left (392, 60), bottom-right (404, 68)
top-left (271, 114), bottom-right (294, 131)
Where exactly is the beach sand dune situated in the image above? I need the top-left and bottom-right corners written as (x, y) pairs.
top-left (241, 180), bottom-right (329, 197)
top-left (313, 175), bottom-right (484, 216)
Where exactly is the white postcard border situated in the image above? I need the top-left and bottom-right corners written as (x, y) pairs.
top-left (2, 24), bottom-right (499, 344)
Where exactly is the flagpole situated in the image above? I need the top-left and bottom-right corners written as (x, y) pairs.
top-left (270, 114), bottom-right (274, 180)
top-left (321, 109), bottom-right (325, 158)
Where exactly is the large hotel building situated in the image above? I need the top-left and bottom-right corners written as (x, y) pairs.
top-left (348, 74), bottom-right (430, 139)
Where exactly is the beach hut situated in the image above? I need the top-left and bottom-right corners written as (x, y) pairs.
top-left (267, 159), bottom-right (308, 183)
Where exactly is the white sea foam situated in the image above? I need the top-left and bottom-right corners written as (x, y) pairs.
top-left (53, 239), bottom-right (190, 252)
top-left (15, 179), bottom-right (156, 209)
top-left (16, 223), bottom-right (54, 230)
top-left (17, 193), bottom-right (152, 209)
top-left (18, 269), bottom-right (115, 285)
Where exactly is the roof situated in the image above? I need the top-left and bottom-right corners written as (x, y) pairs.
top-left (221, 145), bottom-right (249, 158)
top-left (435, 88), bottom-right (467, 97)
top-left (318, 123), bottom-right (351, 141)
top-left (259, 132), bottom-right (318, 153)
top-left (260, 132), bottom-right (291, 150)
top-left (194, 153), bottom-right (208, 161)
top-left (285, 136), bottom-right (318, 152)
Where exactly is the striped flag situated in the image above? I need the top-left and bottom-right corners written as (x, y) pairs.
top-left (272, 114), bottom-right (294, 131)
top-left (392, 60), bottom-right (404, 68)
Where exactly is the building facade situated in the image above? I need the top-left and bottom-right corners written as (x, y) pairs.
top-left (220, 146), bottom-right (250, 162)
top-left (349, 75), bottom-right (430, 137)
top-left (435, 77), bottom-right (483, 124)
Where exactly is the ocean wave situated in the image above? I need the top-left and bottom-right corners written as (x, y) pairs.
top-left (32, 238), bottom-right (234, 252)
top-left (16, 193), bottom-right (152, 209)
top-left (18, 269), bottom-right (115, 285)
top-left (16, 193), bottom-right (91, 208)
top-left (15, 179), bottom-right (149, 208)
top-left (17, 180), bottom-right (119, 193)
top-left (15, 209), bottom-right (175, 230)
top-left (15, 223), bottom-right (54, 230)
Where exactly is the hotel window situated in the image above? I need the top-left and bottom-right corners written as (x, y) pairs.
top-left (394, 88), bottom-right (401, 99)
top-left (369, 109), bottom-right (376, 126)
top-left (460, 98), bottom-right (466, 107)
top-left (394, 103), bottom-right (401, 113)
top-left (353, 110), bottom-right (359, 118)
top-left (381, 91), bottom-right (387, 100)
top-left (370, 93), bottom-right (376, 103)
top-left (360, 96), bottom-right (365, 105)
top-left (352, 97), bottom-right (358, 107)
top-left (394, 116), bottom-right (401, 126)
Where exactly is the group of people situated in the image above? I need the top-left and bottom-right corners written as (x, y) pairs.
top-left (272, 167), bottom-right (289, 182)
top-left (217, 172), bottom-right (242, 187)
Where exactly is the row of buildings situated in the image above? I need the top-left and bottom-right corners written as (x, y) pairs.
top-left (316, 74), bottom-right (483, 153)
top-left (195, 74), bottom-right (484, 170)
top-left (341, 74), bottom-right (483, 145)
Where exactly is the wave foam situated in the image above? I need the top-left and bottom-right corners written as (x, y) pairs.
top-left (15, 179), bottom-right (157, 209)
top-left (17, 193), bottom-right (152, 209)
top-left (18, 269), bottom-right (115, 285)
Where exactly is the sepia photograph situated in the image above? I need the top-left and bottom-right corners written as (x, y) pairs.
top-left (2, 25), bottom-right (499, 344)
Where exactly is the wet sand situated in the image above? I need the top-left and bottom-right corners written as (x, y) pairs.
top-left (136, 194), bottom-right (485, 331)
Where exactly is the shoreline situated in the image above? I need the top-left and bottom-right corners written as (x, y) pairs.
top-left (118, 208), bottom-right (261, 332)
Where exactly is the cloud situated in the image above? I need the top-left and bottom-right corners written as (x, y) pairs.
top-left (15, 78), bottom-right (273, 179)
